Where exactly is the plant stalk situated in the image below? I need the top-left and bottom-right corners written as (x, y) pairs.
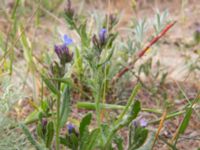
top-left (56, 87), bottom-right (61, 150)
top-left (77, 101), bottom-right (163, 114)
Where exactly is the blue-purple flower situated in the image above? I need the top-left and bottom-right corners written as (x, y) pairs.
top-left (132, 118), bottom-right (148, 128)
top-left (139, 118), bottom-right (147, 127)
top-left (54, 34), bottom-right (73, 65)
top-left (67, 123), bottom-right (75, 134)
top-left (99, 28), bottom-right (107, 45)
top-left (63, 34), bottom-right (73, 45)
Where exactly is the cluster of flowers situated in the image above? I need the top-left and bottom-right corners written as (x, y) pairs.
top-left (54, 28), bottom-right (108, 65)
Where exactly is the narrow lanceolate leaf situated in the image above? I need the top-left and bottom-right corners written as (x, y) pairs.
top-left (113, 135), bottom-right (123, 150)
top-left (104, 101), bottom-right (141, 149)
top-left (78, 22), bottom-right (90, 47)
top-left (36, 122), bottom-right (44, 139)
top-left (41, 74), bottom-right (59, 95)
top-left (136, 132), bottom-right (155, 150)
top-left (97, 47), bottom-right (114, 67)
top-left (24, 110), bottom-right (40, 125)
top-left (81, 128), bottom-right (100, 150)
top-left (172, 95), bottom-right (199, 144)
top-left (115, 83), bottom-right (141, 125)
top-left (20, 124), bottom-right (44, 150)
top-left (172, 106), bottom-right (193, 144)
top-left (79, 113), bottom-right (92, 149)
top-left (128, 125), bottom-right (148, 150)
top-left (45, 121), bottom-right (54, 148)
top-left (60, 85), bottom-right (71, 127)
top-left (178, 107), bottom-right (193, 134)
top-left (79, 113), bottom-right (92, 137)
top-left (117, 100), bottom-right (141, 130)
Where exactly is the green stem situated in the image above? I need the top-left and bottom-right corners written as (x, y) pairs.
top-left (77, 102), bottom-right (162, 114)
top-left (148, 110), bottom-right (185, 125)
top-left (115, 84), bottom-right (141, 125)
top-left (158, 135), bottom-right (178, 150)
top-left (96, 86), bottom-right (101, 128)
top-left (56, 90), bottom-right (61, 150)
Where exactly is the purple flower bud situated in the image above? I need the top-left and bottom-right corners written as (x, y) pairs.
top-left (109, 14), bottom-right (117, 25)
top-left (65, 0), bottom-right (74, 18)
top-left (42, 119), bottom-right (48, 134)
top-left (67, 123), bottom-right (75, 134)
top-left (54, 35), bottom-right (73, 65)
top-left (133, 120), bottom-right (138, 128)
top-left (99, 28), bottom-right (107, 45)
top-left (105, 13), bottom-right (118, 30)
top-left (42, 119), bottom-right (48, 127)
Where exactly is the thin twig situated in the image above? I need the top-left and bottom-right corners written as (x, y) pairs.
top-left (111, 21), bottom-right (176, 85)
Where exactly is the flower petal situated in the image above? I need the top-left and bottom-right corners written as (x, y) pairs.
top-left (63, 34), bottom-right (73, 46)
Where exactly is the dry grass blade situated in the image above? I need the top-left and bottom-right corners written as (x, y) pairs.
top-left (152, 109), bottom-right (167, 149)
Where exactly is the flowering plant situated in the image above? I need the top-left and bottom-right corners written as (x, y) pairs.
top-left (18, 1), bottom-right (196, 150)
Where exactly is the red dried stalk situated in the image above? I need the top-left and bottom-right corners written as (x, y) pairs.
top-left (111, 21), bottom-right (176, 84)
top-left (138, 21), bottom-right (176, 57)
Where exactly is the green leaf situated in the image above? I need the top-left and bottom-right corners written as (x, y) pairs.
top-left (24, 110), bottom-right (40, 125)
top-left (129, 101), bottom-right (141, 121)
top-left (41, 74), bottom-right (59, 95)
top-left (106, 33), bottom-right (118, 49)
top-left (104, 88), bottom-right (141, 149)
top-left (69, 133), bottom-right (79, 150)
top-left (178, 107), bottom-right (193, 134)
top-left (36, 122), bottom-right (44, 139)
top-left (79, 100), bottom-right (141, 149)
top-left (97, 48), bottom-right (114, 67)
top-left (101, 124), bottom-right (111, 144)
top-left (79, 113), bottom-right (92, 150)
top-left (115, 84), bottom-right (141, 125)
top-left (60, 136), bottom-right (67, 146)
top-left (60, 85), bottom-right (71, 127)
top-left (173, 96), bottom-right (199, 145)
top-left (79, 113), bottom-right (92, 138)
top-left (113, 135), bottom-right (123, 150)
top-left (81, 128), bottom-right (100, 150)
top-left (74, 47), bottom-right (83, 78)
top-left (116, 100), bottom-right (141, 130)
top-left (41, 100), bottom-right (49, 113)
top-left (20, 123), bottom-right (45, 150)
top-left (60, 134), bottom-right (79, 149)
top-left (49, 77), bottom-right (72, 85)
top-left (128, 126), bottom-right (148, 150)
top-left (45, 121), bottom-right (54, 148)
top-left (64, 14), bottom-right (76, 29)
top-left (136, 132), bottom-right (155, 150)
top-left (78, 22), bottom-right (89, 47)
top-left (11, 0), bottom-right (20, 19)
